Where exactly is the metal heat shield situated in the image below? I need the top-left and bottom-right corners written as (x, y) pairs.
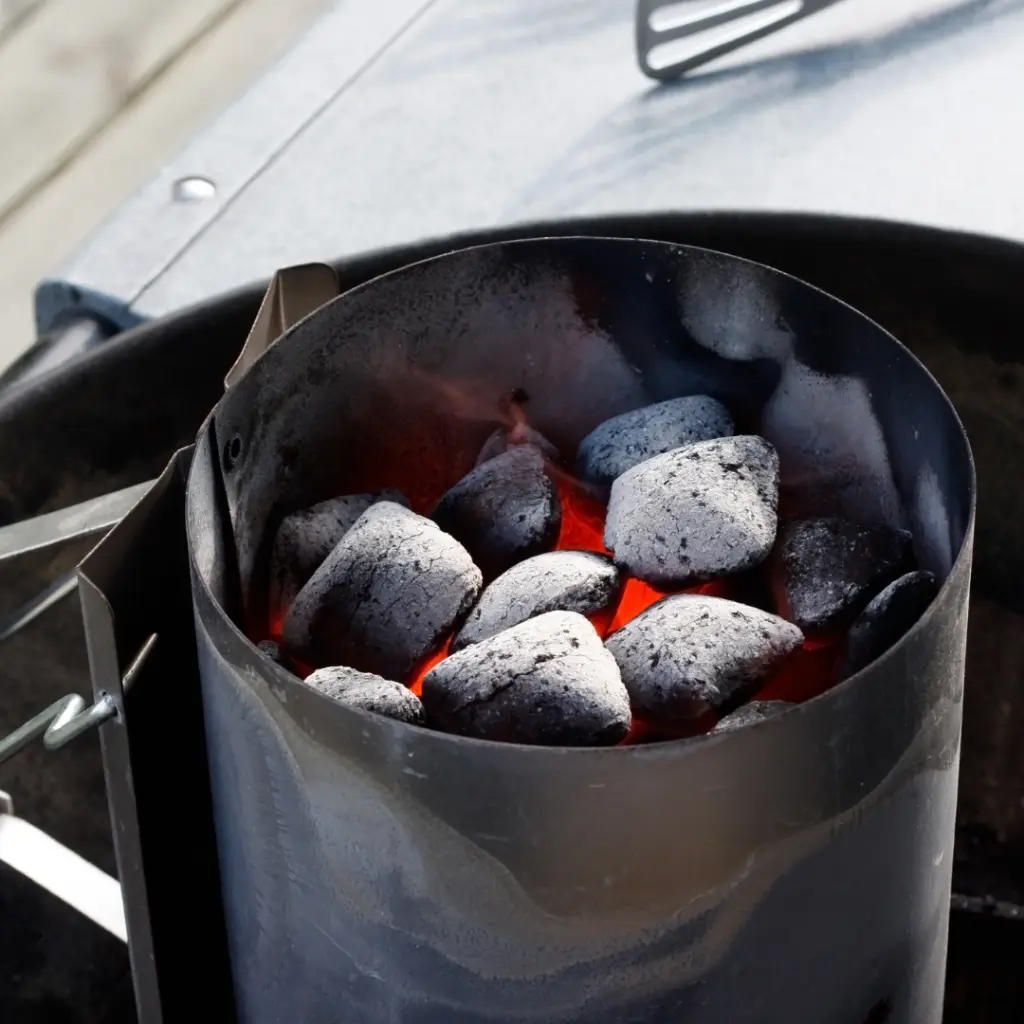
top-left (78, 447), bottom-right (235, 1023)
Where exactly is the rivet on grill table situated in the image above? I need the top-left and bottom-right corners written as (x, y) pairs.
top-left (172, 176), bottom-right (217, 203)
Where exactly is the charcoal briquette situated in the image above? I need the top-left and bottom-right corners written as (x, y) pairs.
top-left (432, 445), bottom-right (560, 579)
top-left (270, 490), bottom-right (406, 611)
top-left (712, 700), bottom-right (792, 734)
top-left (282, 501), bottom-right (482, 680)
top-left (576, 395), bottom-right (734, 484)
top-left (452, 551), bottom-right (620, 651)
top-left (257, 640), bottom-right (283, 663)
top-left (305, 665), bottom-right (425, 725)
top-left (605, 595), bottom-right (803, 724)
top-left (840, 570), bottom-right (938, 677)
top-left (422, 610), bottom-right (630, 746)
top-left (772, 517), bottom-right (915, 633)
top-left (604, 435), bottom-right (778, 586)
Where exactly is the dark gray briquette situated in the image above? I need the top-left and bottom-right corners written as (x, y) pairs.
top-left (840, 570), bottom-right (938, 678)
top-left (432, 445), bottom-right (561, 579)
top-left (712, 700), bottom-right (792, 734)
top-left (476, 424), bottom-right (559, 466)
top-left (772, 517), bottom-right (915, 633)
top-left (257, 640), bottom-right (282, 664)
top-left (422, 611), bottom-right (631, 746)
top-left (305, 665), bottom-right (425, 725)
top-left (282, 502), bottom-right (482, 680)
top-left (576, 395), bottom-right (734, 484)
top-left (604, 435), bottom-right (779, 587)
top-left (452, 551), bottom-right (620, 651)
top-left (269, 489), bottom-right (406, 611)
top-left (605, 595), bottom-right (803, 724)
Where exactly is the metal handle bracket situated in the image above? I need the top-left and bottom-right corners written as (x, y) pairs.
top-left (0, 788), bottom-right (127, 941)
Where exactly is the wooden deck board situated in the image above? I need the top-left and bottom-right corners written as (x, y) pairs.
top-left (0, 0), bottom-right (330, 371)
top-left (0, 1), bottom-right (42, 41)
top-left (0, 0), bottom-right (246, 223)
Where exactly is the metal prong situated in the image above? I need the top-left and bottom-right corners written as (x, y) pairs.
top-left (0, 633), bottom-right (158, 765)
top-left (0, 571), bottom-right (78, 643)
top-left (636, 0), bottom-right (848, 80)
top-left (0, 479), bottom-right (155, 567)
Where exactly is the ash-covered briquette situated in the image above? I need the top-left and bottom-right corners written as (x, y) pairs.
top-left (269, 490), bottom-right (406, 611)
top-left (305, 665), bottom-right (425, 725)
top-left (257, 640), bottom-right (283, 664)
top-left (282, 502), bottom-right (482, 680)
top-left (476, 424), bottom-right (559, 466)
top-left (604, 435), bottom-right (779, 587)
top-left (452, 551), bottom-right (620, 651)
top-left (840, 570), bottom-right (938, 678)
top-left (422, 611), bottom-right (631, 746)
top-left (605, 595), bottom-right (803, 724)
top-left (712, 700), bottom-right (792, 734)
top-left (432, 445), bottom-right (561, 580)
top-left (576, 395), bottom-right (734, 485)
top-left (772, 517), bottom-right (915, 633)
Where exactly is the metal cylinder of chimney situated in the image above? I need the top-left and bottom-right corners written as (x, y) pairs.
top-left (186, 238), bottom-right (974, 1024)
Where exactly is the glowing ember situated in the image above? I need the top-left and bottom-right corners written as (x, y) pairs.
top-left (553, 475), bottom-right (609, 554)
top-left (619, 708), bottom-right (718, 745)
top-left (268, 608), bottom-right (284, 642)
top-left (753, 635), bottom-right (840, 704)
top-left (264, 440), bottom-right (843, 727)
top-left (586, 604), bottom-right (617, 638)
top-left (289, 655), bottom-right (316, 680)
top-left (605, 577), bottom-right (732, 637)
top-left (607, 577), bottom-right (670, 634)
top-left (408, 636), bottom-right (452, 696)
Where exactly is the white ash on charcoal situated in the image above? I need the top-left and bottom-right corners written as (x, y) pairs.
top-left (422, 611), bottom-right (631, 746)
top-left (605, 595), bottom-right (803, 724)
top-left (432, 445), bottom-right (560, 580)
top-left (257, 640), bottom-right (283, 664)
top-left (475, 423), bottom-right (559, 466)
top-left (576, 395), bottom-right (734, 485)
top-left (840, 570), bottom-right (938, 678)
top-left (452, 551), bottom-right (620, 651)
top-left (604, 435), bottom-right (779, 587)
top-left (712, 700), bottom-right (792, 734)
top-left (305, 665), bottom-right (425, 725)
top-left (772, 517), bottom-right (914, 633)
top-left (282, 502), bottom-right (482, 680)
top-left (269, 489), bottom-right (406, 611)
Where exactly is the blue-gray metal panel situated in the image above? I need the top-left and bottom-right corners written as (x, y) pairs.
top-left (39, 0), bottom-right (1024, 330)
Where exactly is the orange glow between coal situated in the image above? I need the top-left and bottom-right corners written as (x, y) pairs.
top-left (265, 456), bottom-right (840, 726)
top-left (754, 634), bottom-right (840, 705)
top-left (553, 475), bottom-right (610, 554)
top-left (408, 635), bottom-right (452, 696)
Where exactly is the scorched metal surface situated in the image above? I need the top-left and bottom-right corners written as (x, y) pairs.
top-left (174, 236), bottom-right (974, 1023)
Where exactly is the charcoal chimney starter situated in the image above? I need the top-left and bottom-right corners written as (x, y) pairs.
top-left (185, 238), bottom-right (973, 1023)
